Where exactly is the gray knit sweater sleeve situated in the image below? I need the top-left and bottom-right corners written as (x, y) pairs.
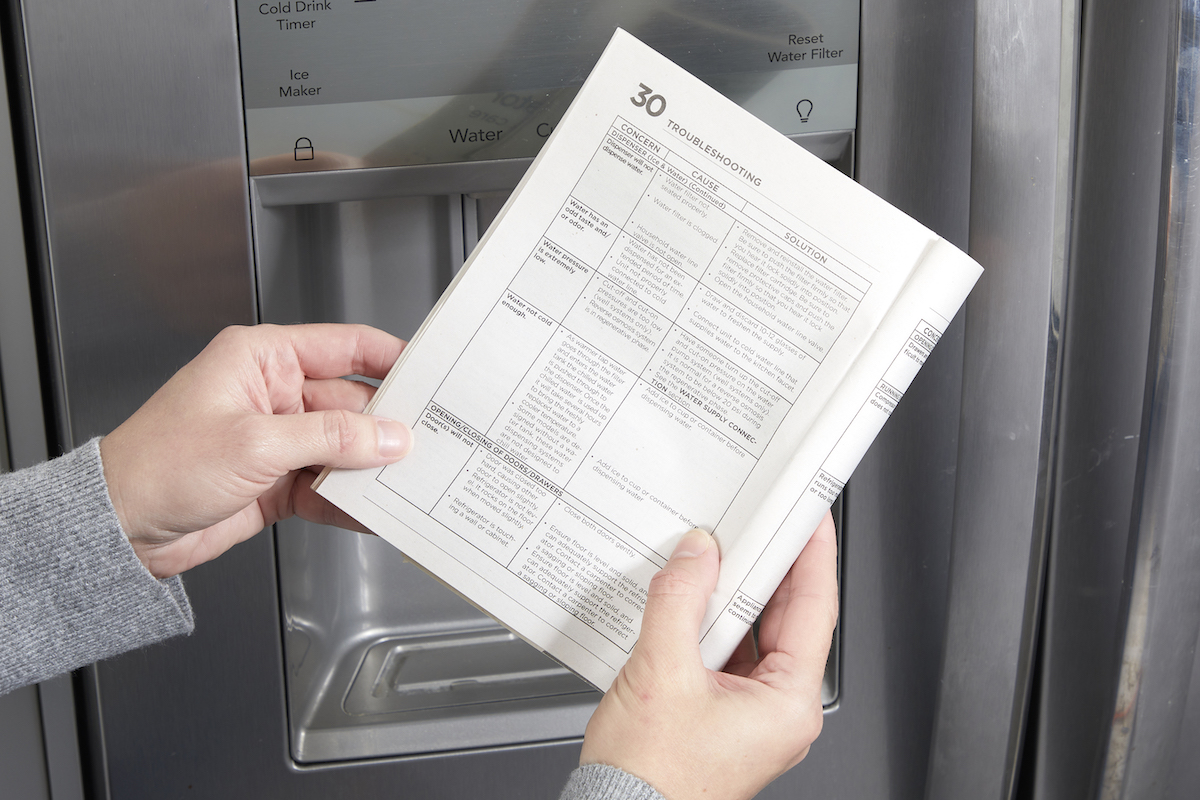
top-left (0, 439), bottom-right (194, 694)
top-left (559, 764), bottom-right (667, 800)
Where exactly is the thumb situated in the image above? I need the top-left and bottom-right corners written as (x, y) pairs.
top-left (635, 528), bottom-right (720, 668)
top-left (259, 409), bottom-right (412, 472)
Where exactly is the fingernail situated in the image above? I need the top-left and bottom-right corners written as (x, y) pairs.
top-left (376, 418), bottom-right (412, 459)
top-left (672, 528), bottom-right (712, 559)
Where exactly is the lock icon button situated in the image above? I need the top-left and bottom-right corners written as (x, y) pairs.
top-left (294, 137), bottom-right (314, 161)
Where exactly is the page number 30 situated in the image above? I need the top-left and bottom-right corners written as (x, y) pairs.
top-left (631, 84), bottom-right (667, 116)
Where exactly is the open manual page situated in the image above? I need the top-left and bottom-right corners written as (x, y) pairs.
top-left (316, 29), bottom-right (982, 691)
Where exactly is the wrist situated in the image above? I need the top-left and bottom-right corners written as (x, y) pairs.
top-left (99, 432), bottom-right (151, 569)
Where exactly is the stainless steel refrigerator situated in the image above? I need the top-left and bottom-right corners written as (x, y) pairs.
top-left (2, 0), bottom-right (1199, 798)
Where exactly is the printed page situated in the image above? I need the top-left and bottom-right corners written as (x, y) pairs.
top-left (317, 29), bottom-right (982, 689)
top-left (695, 239), bottom-right (978, 667)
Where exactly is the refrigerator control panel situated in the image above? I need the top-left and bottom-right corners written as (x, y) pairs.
top-left (236, 0), bottom-right (859, 175)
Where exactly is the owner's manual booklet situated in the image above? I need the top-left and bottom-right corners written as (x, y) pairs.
top-left (317, 29), bottom-right (982, 690)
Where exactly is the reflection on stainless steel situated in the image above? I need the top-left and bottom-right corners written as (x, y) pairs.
top-left (1099, 2), bottom-right (1200, 797)
top-left (0, 48), bottom-right (47, 474)
top-left (925, 0), bottom-right (1078, 796)
top-left (1029, 0), bottom-right (1172, 797)
top-left (11, 3), bottom-right (258, 799)
top-left (0, 42), bottom-right (65, 795)
top-left (18, 0), bottom-right (256, 440)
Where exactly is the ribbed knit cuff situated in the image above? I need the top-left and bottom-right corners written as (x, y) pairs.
top-left (558, 764), bottom-right (666, 800)
top-left (0, 439), bottom-right (194, 694)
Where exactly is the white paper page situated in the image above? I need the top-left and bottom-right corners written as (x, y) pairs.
top-left (695, 239), bottom-right (979, 667)
top-left (317, 29), bottom-right (981, 690)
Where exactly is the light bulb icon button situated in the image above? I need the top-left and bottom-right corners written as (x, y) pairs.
top-left (796, 99), bottom-right (814, 123)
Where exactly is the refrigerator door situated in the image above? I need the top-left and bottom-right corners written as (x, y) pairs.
top-left (12, 0), bottom-right (1142, 797)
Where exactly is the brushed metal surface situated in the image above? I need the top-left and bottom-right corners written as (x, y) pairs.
top-left (0, 686), bottom-right (50, 800)
top-left (1165, 642), bottom-right (1200, 795)
top-left (13, 1), bottom-right (256, 799)
top-left (1, 20), bottom-right (84, 800)
top-left (1099, 2), bottom-right (1200, 796)
top-left (0, 16), bottom-right (46, 472)
top-left (926, 0), bottom-right (1079, 797)
top-left (1029, 1), bottom-right (1172, 798)
top-left (772, 0), bottom-right (975, 796)
top-left (18, 0), bottom-right (257, 443)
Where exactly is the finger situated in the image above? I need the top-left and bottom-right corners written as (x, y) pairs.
top-left (635, 528), bottom-right (720, 671)
top-left (303, 377), bottom-right (377, 413)
top-left (141, 502), bottom-right (270, 578)
top-left (290, 470), bottom-right (374, 533)
top-left (724, 628), bottom-right (759, 677)
top-left (258, 409), bottom-right (412, 473)
top-left (758, 511), bottom-right (837, 652)
top-left (280, 323), bottom-right (406, 381)
top-left (757, 511), bottom-right (839, 675)
top-left (257, 470), bottom-right (373, 534)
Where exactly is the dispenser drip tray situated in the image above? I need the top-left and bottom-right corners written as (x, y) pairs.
top-left (291, 623), bottom-right (601, 763)
top-left (278, 521), bottom-right (601, 763)
top-left (346, 629), bottom-right (593, 715)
